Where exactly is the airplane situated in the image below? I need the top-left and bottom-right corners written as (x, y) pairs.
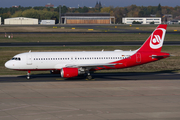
top-left (5, 24), bottom-right (170, 80)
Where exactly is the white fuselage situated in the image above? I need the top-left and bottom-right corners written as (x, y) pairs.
top-left (5, 50), bottom-right (136, 71)
top-left (4, 24), bottom-right (170, 79)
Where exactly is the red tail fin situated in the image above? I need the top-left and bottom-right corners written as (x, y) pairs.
top-left (138, 24), bottom-right (167, 52)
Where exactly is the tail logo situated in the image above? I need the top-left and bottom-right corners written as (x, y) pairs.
top-left (150, 28), bottom-right (166, 49)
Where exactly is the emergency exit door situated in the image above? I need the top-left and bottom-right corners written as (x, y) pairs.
top-left (136, 53), bottom-right (141, 63)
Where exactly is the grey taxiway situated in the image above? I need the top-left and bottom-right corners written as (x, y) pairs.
top-left (0, 72), bottom-right (180, 120)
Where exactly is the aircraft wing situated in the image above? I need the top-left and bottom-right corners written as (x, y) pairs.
top-left (65, 63), bottom-right (122, 68)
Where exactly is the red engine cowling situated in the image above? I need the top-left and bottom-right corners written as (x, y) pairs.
top-left (61, 68), bottom-right (79, 78)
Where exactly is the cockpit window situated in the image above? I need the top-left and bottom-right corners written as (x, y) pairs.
top-left (11, 57), bottom-right (21, 61)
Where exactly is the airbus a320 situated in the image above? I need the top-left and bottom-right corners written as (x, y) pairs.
top-left (5, 24), bottom-right (170, 80)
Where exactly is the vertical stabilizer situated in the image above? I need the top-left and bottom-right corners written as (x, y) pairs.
top-left (138, 24), bottom-right (167, 52)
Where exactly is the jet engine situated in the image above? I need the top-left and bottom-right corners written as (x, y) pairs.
top-left (61, 68), bottom-right (85, 78)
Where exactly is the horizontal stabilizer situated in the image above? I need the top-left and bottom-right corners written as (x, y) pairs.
top-left (150, 55), bottom-right (170, 58)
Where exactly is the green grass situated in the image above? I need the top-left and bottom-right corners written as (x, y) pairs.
top-left (0, 25), bottom-right (180, 75)
top-left (1, 33), bottom-right (180, 43)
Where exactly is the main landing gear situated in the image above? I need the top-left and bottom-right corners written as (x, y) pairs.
top-left (27, 71), bottom-right (31, 79)
top-left (86, 72), bottom-right (93, 80)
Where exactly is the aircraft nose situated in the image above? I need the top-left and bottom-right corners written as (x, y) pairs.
top-left (5, 61), bottom-right (12, 69)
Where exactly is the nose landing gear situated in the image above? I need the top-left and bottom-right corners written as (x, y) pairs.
top-left (27, 71), bottom-right (31, 79)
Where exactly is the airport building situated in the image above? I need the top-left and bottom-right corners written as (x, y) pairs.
top-left (4, 17), bottom-right (38, 25)
top-left (61, 13), bottom-right (115, 24)
top-left (45, 3), bottom-right (54, 8)
top-left (40, 20), bottom-right (55, 25)
top-left (122, 17), bottom-right (161, 24)
top-left (167, 15), bottom-right (180, 24)
top-left (167, 19), bottom-right (180, 24)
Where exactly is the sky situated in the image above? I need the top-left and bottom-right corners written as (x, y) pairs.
top-left (0, 0), bottom-right (180, 8)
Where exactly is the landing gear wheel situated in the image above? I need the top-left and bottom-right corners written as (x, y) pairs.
top-left (27, 76), bottom-right (30, 80)
top-left (86, 75), bottom-right (92, 80)
top-left (27, 71), bottom-right (31, 80)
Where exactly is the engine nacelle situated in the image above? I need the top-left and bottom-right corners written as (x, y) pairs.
top-left (61, 68), bottom-right (80, 78)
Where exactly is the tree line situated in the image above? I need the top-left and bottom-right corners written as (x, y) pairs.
top-left (0, 4), bottom-right (180, 24)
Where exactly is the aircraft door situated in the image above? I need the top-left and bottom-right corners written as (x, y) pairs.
top-left (27, 53), bottom-right (32, 65)
top-left (136, 53), bottom-right (141, 63)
